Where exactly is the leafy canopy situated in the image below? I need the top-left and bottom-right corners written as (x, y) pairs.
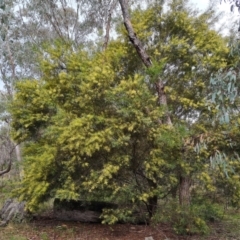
top-left (10, 1), bottom-right (240, 225)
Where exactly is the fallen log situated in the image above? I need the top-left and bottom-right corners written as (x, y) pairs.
top-left (53, 199), bottom-right (117, 222)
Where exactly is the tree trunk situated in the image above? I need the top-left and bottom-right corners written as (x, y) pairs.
top-left (147, 195), bottom-right (158, 219)
top-left (146, 179), bottom-right (158, 220)
top-left (15, 145), bottom-right (21, 162)
top-left (0, 159), bottom-right (12, 177)
top-left (170, 185), bottom-right (178, 199)
top-left (118, 0), bottom-right (173, 220)
top-left (118, 0), bottom-right (172, 126)
top-left (54, 199), bottom-right (117, 222)
top-left (179, 176), bottom-right (191, 206)
top-left (155, 79), bottom-right (172, 125)
top-left (118, 0), bottom-right (152, 67)
top-left (103, 0), bottom-right (117, 50)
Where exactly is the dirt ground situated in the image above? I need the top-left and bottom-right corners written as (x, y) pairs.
top-left (0, 218), bottom-right (238, 240)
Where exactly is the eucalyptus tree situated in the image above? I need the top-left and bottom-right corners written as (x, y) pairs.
top-left (0, 93), bottom-right (14, 177)
top-left (0, 0), bottom-right (23, 176)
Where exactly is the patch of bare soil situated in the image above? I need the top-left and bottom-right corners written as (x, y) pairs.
top-left (1, 218), bottom-right (237, 240)
top-left (47, 221), bottom-right (170, 239)
top-left (8, 219), bottom-right (186, 240)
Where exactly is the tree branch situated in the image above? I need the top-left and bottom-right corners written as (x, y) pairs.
top-left (118, 0), bottom-right (152, 67)
top-left (0, 159), bottom-right (12, 177)
top-left (118, 0), bottom-right (172, 125)
top-left (103, 0), bottom-right (118, 50)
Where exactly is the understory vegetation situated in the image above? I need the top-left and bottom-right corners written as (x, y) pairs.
top-left (1, 0), bottom-right (240, 237)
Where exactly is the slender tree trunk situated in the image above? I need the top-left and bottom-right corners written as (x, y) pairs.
top-left (118, 0), bottom-right (173, 219)
top-left (15, 145), bottom-right (21, 162)
top-left (15, 144), bottom-right (23, 179)
top-left (0, 143), bottom-right (22, 177)
top-left (170, 185), bottom-right (178, 199)
top-left (155, 79), bottom-right (172, 125)
top-left (118, 0), bottom-right (152, 67)
top-left (0, 159), bottom-right (12, 177)
top-left (146, 179), bottom-right (158, 219)
top-left (147, 195), bottom-right (158, 219)
top-left (179, 176), bottom-right (191, 206)
top-left (118, 0), bottom-right (172, 125)
top-left (103, 0), bottom-right (117, 50)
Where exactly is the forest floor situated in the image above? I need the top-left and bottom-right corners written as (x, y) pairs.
top-left (0, 217), bottom-right (240, 240)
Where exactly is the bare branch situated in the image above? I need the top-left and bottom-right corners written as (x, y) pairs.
top-left (103, 0), bottom-right (118, 50)
top-left (4, 26), bottom-right (16, 96)
top-left (0, 159), bottom-right (12, 177)
top-left (45, 2), bottom-right (66, 42)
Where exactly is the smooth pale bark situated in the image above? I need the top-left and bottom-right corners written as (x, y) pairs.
top-left (15, 145), bottom-right (21, 162)
top-left (103, 0), bottom-right (118, 50)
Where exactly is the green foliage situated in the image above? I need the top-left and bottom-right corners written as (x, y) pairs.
top-left (9, 236), bottom-right (28, 240)
top-left (123, 0), bottom-right (229, 122)
top-left (209, 68), bottom-right (237, 124)
top-left (153, 200), bottom-right (224, 235)
top-left (172, 211), bottom-right (209, 235)
top-left (101, 209), bottom-right (133, 225)
top-left (11, 43), bottom-right (171, 213)
top-left (8, 0), bottom-right (240, 234)
top-left (146, 60), bottom-right (166, 82)
top-left (40, 232), bottom-right (50, 240)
